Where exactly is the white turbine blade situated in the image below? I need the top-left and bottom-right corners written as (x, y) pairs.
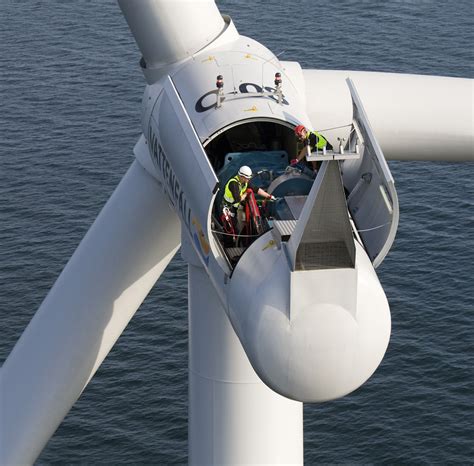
top-left (300, 69), bottom-right (473, 161)
top-left (1, 160), bottom-right (180, 465)
top-left (117, 0), bottom-right (225, 70)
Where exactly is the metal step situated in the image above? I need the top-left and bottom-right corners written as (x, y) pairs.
top-left (225, 247), bottom-right (246, 260)
top-left (306, 149), bottom-right (360, 162)
top-left (273, 220), bottom-right (297, 242)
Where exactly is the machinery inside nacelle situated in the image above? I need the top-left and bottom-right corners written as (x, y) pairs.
top-left (205, 120), bottom-right (297, 171)
top-left (205, 120), bottom-right (321, 267)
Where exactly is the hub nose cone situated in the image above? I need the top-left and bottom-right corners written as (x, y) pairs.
top-left (227, 235), bottom-right (391, 402)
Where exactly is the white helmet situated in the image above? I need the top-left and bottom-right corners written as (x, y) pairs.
top-left (238, 165), bottom-right (252, 178)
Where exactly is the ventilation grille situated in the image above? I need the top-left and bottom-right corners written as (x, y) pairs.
top-left (295, 161), bottom-right (355, 270)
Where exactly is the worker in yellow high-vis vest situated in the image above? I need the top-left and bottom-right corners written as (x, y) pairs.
top-left (292, 125), bottom-right (333, 169)
top-left (223, 165), bottom-right (275, 213)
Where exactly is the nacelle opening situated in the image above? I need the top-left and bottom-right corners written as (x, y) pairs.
top-left (205, 119), bottom-right (320, 268)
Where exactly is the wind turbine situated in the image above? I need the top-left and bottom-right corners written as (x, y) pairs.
top-left (1, 1), bottom-right (472, 464)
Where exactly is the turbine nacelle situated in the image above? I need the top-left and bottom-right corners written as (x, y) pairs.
top-left (133, 35), bottom-right (396, 401)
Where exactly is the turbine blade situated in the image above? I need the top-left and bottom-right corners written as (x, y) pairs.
top-left (301, 69), bottom-right (473, 161)
top-left (1, 161), bottom-right (180, 465)
top-left (117, 0), bottom-right (226, 70)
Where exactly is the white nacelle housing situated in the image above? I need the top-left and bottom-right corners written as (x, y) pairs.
top-left (142, 36), bottom-right (312, 145)
top-left (132, 36), bottom-right (395, 402)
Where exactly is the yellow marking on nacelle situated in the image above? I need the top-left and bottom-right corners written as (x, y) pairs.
top-left (244, 105), bottom-right (258, 112)
top-left (262, 239), bottom-right (276, 251)
top-left (192, 218), bottom-right (210, 255)
top-left (201, 56), bottom-right (215, 63)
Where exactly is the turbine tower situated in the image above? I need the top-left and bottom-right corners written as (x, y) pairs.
top-left (1, 1), bottom-right (472, 464)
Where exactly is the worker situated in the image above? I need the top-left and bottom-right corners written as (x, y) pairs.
top-left (292, 125), bottom-right (333, 167)
top-left (222, 166), bottom-right (275, 229)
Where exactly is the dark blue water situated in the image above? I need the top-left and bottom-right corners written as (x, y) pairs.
top-left (1, 1), bottom-right (473, 463)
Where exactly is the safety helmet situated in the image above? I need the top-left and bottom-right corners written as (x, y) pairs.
top-left (238, 165), bottom-right (252, 178)
top-left (294, 124), bottom-right (307, 138)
